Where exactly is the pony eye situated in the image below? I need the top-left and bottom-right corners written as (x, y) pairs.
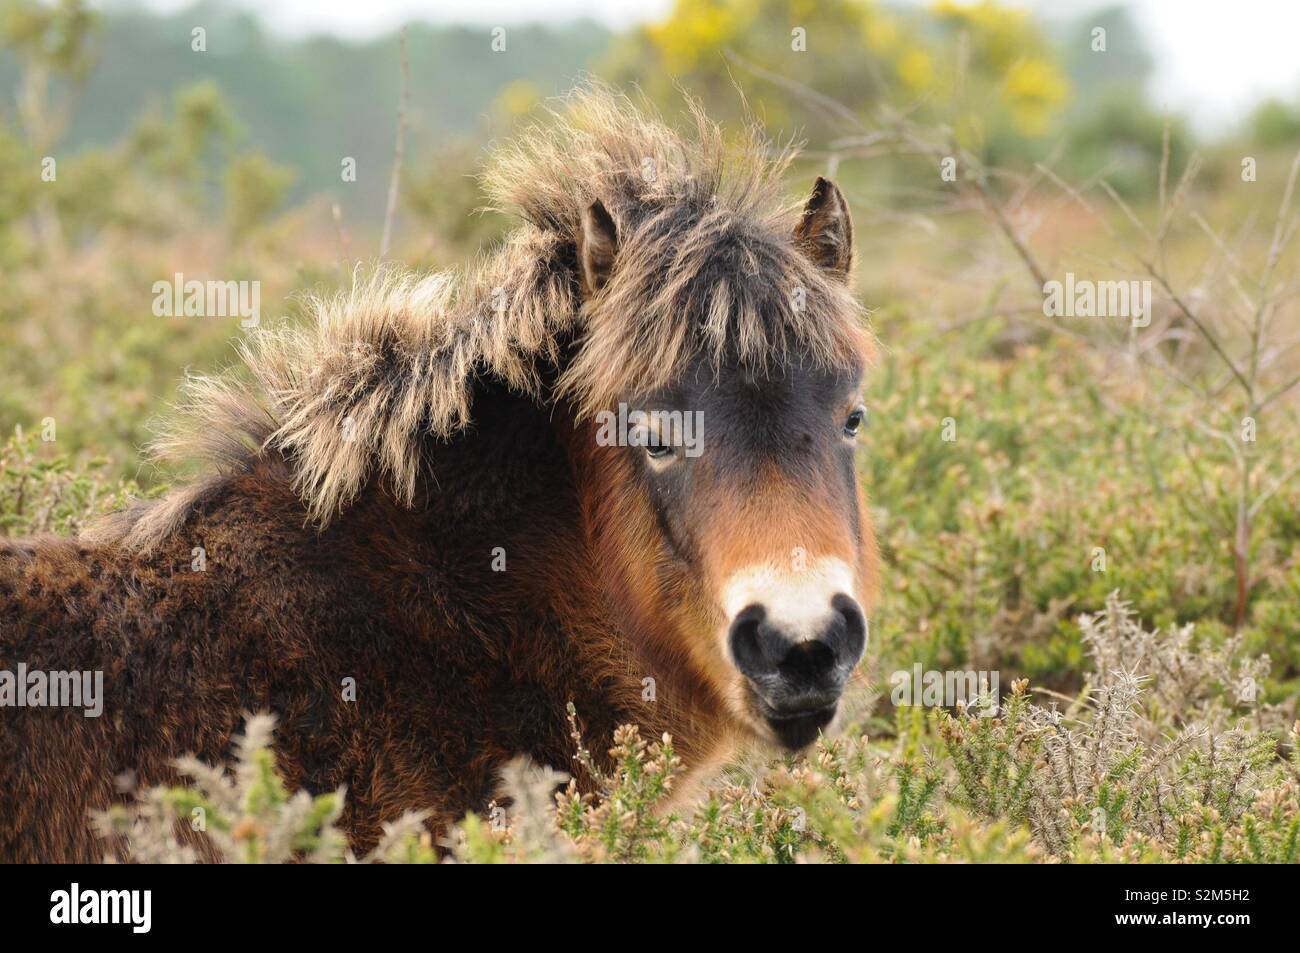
top-left (631, 423), bottom-right (675, 462)
top-left (646, 440), bottom-right (674, 460)
top-left (843, 407), bottom-right (865, 437)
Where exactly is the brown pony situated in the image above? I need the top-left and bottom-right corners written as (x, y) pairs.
top-left (0, 87), bottom-right (877, 862)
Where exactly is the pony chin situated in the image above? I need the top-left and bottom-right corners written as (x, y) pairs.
top-left (719, 671), bottom-right (844, 752)
top-left (727, 681), bottom-right (856, 755)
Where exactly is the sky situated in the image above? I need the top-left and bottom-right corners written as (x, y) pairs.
top-left (108, 0), bottom-right (1300, 133)
top-left (1123, 0), bottom-right (1300, 130)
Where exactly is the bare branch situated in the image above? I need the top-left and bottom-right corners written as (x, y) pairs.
top-left (379, 27), bottom-right (410, 260)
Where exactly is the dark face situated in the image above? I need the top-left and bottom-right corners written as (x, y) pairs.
top-left (572, 174), bottom-right (870, 750)
top-left (615, 354), bottom-right (871, 749)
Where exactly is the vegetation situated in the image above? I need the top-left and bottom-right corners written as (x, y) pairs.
top-left (2, 0), bottom-right (1299, 861)
top-left (103, 601), bottom-right (1300, 862)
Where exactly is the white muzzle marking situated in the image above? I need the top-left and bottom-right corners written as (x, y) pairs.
top-left (720, 556), bottom-right (857, 645)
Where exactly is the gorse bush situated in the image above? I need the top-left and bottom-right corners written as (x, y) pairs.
top-left (863, 332), bottom-right (1300, 704)
top-left (934, 594), bottom-right (1298, 863)
top-left (98, 595), bottom-right (1298, 863)
top-left (94, 715), bottom-right (437, 864)
top-left (0, 424), bottom-right (143, 537)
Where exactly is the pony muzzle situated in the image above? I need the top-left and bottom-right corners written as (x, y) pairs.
top-left (725, 586), bottom-right (867, 750)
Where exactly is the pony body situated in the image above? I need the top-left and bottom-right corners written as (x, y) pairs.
top-left (0, 87), bottom-right (873, 861)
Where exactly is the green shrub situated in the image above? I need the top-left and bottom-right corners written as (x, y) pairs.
top-left (0, 424), bottom-right (145, 537)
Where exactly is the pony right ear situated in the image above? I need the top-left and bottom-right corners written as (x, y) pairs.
top-left (794, 176), bottom-right (853, 280)
top-left (577, 199), bottom-right (619, 297)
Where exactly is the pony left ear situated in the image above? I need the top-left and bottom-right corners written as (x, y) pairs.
top-left (577, 199), bottom-right (619, 297)
top-left (794, 176), bottom-right (853, 280)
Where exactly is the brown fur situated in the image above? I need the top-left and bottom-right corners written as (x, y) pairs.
top-left (0, 86), bottom-right (874, 861)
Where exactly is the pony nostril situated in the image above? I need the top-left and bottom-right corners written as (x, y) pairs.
top-left (727, 604), bottom-right (770, 676)
top-left (830, 593), bottom-right (867, 665)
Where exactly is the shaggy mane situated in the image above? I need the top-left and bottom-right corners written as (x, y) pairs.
top-left (99, 85), bottom-right (871, 547)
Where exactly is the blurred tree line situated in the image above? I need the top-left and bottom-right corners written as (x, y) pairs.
top-left (0, 0), bottom-right (611, 234)
top-left (4, 0), bottom-right (1300, 256)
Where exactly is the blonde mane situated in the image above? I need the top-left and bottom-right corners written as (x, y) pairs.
top-left (103, 85), bottom-right (870, 547)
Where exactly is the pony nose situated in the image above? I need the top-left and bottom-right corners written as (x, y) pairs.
top-left (728, 594), bottom-right (867, 712)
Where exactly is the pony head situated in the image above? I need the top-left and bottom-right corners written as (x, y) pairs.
top-left (505, 90), bottom-right (878, 750)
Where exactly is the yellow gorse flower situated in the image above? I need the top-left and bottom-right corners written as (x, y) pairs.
top-left (648, 0), bottom-right (752, 73)
top-left (1003, 56), bottom-right (1069, 135)
top-left (897, 47), bottom-right (934, 91)
top-left (864, 15), bottom-right (900, 53)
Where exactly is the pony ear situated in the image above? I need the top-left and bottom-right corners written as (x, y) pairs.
top-left (577, 199), bottom-right (619, 297)
top-left (794, 176), bottom-right (853, 280)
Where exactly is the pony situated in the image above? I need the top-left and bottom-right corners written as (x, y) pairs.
top-left (0, 86), bottom-right (877, 862)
